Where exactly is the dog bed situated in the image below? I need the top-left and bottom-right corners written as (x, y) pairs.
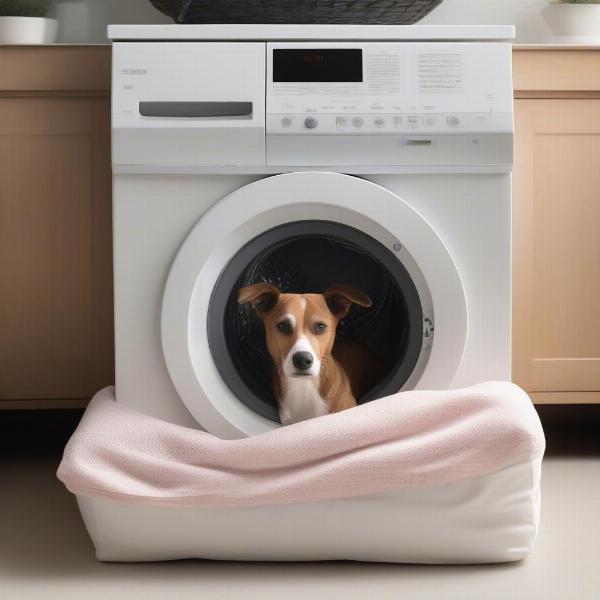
top-left (58, 382), bottom-right (545, 563)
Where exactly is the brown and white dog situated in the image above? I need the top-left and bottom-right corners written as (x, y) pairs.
top-left (238, 283), bottom-right (373, 425)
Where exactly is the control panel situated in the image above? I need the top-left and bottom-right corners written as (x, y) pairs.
top-left (266, 42), bottom-right (513, 136)
top-left (112, 38), bottom-right (513, 170)
top-left (267, 112), bottom-right (512, 135)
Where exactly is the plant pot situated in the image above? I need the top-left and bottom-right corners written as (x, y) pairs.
top-left (55, 0), bottom-right (108, 43)
top-left (0, 16), bottom-right (58, 44)
top-left (543, 4), bottom-right (600, 43)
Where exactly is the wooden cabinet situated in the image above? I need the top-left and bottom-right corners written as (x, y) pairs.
top-left (1, 46), bottom-right (598, 407)
top-left (513, 48), bottom-right (600, 404)
top-left (0, 47), bottom-right (113, 409)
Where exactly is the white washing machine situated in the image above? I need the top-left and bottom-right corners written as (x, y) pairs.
top-left (109, 24), bottom-right (514, 439)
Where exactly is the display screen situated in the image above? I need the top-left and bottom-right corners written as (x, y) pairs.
top-left (273, 49), bottom-right (363, 83)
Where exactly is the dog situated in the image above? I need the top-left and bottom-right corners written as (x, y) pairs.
top-left (238, 283), bottom-right (373, 425)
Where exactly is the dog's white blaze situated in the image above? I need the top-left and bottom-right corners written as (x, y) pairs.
top-left (282, 335), bottom-right (321, 378)
top-left (276, 296), bottom-right (329, 424)
top-left (279, 376), bottom-right (328, 426)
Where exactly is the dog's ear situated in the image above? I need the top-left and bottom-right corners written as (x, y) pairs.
top-left (324, 284), bottom-right (372, 318)
top-left (238, 283), bottom-right (281, 316)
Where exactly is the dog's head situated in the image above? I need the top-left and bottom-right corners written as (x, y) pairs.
top-left (238, 284), bottom-right (372, 379)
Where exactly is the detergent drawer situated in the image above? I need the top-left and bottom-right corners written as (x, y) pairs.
top-left (112, 42), bottom-right (266, 168)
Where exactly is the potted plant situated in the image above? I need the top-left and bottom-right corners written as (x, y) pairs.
top-left (544, 0), bottom-right (600, 43)
top-left (0, 0), bottom-right (57, 44)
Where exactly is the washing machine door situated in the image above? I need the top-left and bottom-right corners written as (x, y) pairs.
top-left (162, 172), bottom-right (467, 438)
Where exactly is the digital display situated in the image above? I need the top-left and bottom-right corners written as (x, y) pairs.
top-left (273, 49), bottom-right (363, 83)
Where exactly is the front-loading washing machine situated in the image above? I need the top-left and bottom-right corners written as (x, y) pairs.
top-left (109, 24), bottom-right (514, 439)
top-left (62, 23), bottom-right (547, 565)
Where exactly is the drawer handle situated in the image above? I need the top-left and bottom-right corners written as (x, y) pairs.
top-left (139, 101), bottom-right (253, 118)
top-left (403, 139), bottom-right (433, 146)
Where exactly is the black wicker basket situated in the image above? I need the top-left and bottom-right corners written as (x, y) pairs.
top-left (149, 0), bottom-right (443, 25)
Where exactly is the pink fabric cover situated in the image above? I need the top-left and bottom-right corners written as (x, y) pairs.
top-left (57, 382), bottom-right (545, 508)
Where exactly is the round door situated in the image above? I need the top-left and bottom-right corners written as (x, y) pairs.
top-left (162, 172), bottom-right (468, 438)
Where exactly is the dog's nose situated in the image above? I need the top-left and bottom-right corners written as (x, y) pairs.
top-left (292, 351), bottom-right (313, 371)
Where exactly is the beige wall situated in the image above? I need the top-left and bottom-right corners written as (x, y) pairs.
top-left (422, 0), bottom-right (552, 42)
top-left (107, 0), bottom-right (169, 24)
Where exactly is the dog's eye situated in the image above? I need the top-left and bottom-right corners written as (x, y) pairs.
top-left (276, 321), bottom-right (293, 334)
top-left (313, 322), bottom-right (327, 334)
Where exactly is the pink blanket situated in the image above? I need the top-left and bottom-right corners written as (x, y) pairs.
top-left (57, 382), bottom-right (545, 508)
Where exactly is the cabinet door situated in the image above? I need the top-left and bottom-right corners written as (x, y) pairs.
top-left (0, 98), bottom-right (113, 403)
top-left (513, 99), bottom-right (600, 403)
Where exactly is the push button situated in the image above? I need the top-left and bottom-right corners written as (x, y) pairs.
top-left (407, 115), bottom-right (419, 129)
top-left (304, 117), bottom-right (319, 129)
top-left (281, 116), bottom-right (292, 128)
top-left (351, 117), bottom-right (364, 128)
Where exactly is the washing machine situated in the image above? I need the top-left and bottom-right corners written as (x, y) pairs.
top-left (109, 24), bottom-right (514, 439)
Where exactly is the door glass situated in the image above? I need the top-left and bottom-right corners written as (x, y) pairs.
top-left (208, 221), bottom-right (423, 422)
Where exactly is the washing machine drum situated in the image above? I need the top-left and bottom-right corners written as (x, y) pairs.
top-left (211, 220), bottom-right (424, 423)
top-left (162, 172), bottom-right (468, 439)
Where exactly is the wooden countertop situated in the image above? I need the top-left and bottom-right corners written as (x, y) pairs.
top-left (514, 44), bottom-right (600, 49)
